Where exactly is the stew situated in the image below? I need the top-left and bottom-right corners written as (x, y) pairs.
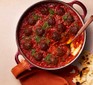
top-left (18, 2), bottom-right (84, 68)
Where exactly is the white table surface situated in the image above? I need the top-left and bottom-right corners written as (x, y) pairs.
top-left (0, 0), bottom-right (93, 85)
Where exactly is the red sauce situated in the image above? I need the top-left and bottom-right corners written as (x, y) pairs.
top-left (18, 2), bottom-right (84, 68)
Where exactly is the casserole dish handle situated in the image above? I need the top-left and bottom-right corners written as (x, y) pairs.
top-left (11, 50), bottom-right (33, 79)
top-left (15, 50), bottom-right (20, 64)
top-left (68, 0), bottom-right (87, 19)
top-left (15, 50), bottom-right (34, 70)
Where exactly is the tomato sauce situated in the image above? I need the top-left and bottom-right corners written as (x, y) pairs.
top-left (18, 2), bottom-right (84, 68)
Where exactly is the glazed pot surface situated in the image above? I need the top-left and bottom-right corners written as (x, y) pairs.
top-left (15, 0), bottom-right (87, 70)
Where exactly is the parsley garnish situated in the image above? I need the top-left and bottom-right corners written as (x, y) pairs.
top-left (35, 35), bottom-right (40, 43)
top-left (63, 14), bottom-right (68, 21)
top-left (42, 21), bottom-right (49, 30)
top-left (44, 54), bottom-right (51, 64)
top-left (33, 14), bottom-right (40, 20)
top-left (46, 39), bottom-right (50, 45)
top-left (31, 49), bottom-right (36, 56)
top-left (49, 9), bottom-right (55, 15)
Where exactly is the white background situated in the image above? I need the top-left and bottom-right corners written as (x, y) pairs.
top-left (0, 0), bottom-right (93, 85)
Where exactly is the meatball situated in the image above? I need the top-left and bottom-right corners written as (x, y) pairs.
top-left (61, 34), bottom-right (69, 43)
top-left (57, 46), bottom-right (70, 57)
top-left (41, 7), bottom-right (49, 15)
top-left (57, 23), bottom-right (66, 33)
top-left (40, 42), bottom-right (49, 51)
top-left (23, 42), bottom-right (32, 50)
top-left (57, 48), bottom-right (66, 57)
top-left (24, 28), bottom-right (32, 36)
top-left (28, 17), bottom-right (37, 25)
top-left (56, 7), bottom-right (65, 16)
top-left (67, 14), bottom-right (74, 23)
top-left (36, 28), bottom-right (45, 36)
top-left (35, 52), bottom-right (43, 61)
top-left (70, 26), bottom-right (78, 34)
top-left (47, 17), bottom-right (56, 26)
top-left (52, 32), bottom-right (61, 41)
top-left (63, 13), bottom-right (74, 24)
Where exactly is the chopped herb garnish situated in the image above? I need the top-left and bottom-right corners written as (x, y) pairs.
top-left (49, 9), bottom-right (55, 15)
top-left (31, 49), bottom-right (36, 56)
top-left (35, 35), bottom-right (40, 43)
top-left (46, 39), bottom-right (50, 45)
top-left (44, 54), bottom-right (51, 64)
top-left (63, 14), bottom-right (68, 21)
top-left (42, 21), bottom-right (49, 30)
top-left (33, 14), bottom-right (40, 20)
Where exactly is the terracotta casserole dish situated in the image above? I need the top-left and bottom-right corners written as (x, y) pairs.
top-left (15, 0), bottom-right (87, 70)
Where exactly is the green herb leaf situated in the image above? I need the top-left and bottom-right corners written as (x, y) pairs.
top-left (42, 21), bottom-right (49, 30)
top-left (35, 35), bottom-right (40, 43)
top-left (49, 9), bottom-right (55, 15)
top-left (63, 14), bottom-right (68, 21)
top-left (33, 14), bottom-right (40, 20)
top-left (44, 54), bottom-right (51, 64)
top-left (46, 39), bottom-right (50, 45)
top-left (31, 49), bottom-right (36, 56)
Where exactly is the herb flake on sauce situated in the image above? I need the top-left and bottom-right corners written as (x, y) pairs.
top-left (31, 49), bottom-right (36, 56)
top-left (46, 39), bottom-right (50, 45)
top-left (44, 54), bottom-right (51, 64)
top-left (35, 35), bottom-right (41, 43)
top-left (49, 9), bottom-right (55, 15)
top-left (63, 14), bottom-right (68, 21)
top-left (33, 14), bottom-right (40, 21)
top-left (42, 21), bottom-right (49, 30)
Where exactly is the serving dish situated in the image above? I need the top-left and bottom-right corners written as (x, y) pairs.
top-left (15, 0), bottom-right (87, 70)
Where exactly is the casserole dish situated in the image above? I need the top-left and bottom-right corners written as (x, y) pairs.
top-left (15, 0), bottom-right (87, 70)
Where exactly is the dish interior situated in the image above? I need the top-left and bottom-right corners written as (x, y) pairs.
top-left (17, 2), bottom-right (84, 68)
